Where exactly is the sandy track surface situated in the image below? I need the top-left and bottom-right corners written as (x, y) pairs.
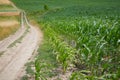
top-left (0, 13), bottom-right (43, 80)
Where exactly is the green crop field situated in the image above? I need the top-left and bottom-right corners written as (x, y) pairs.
top-left (12, 0), bottom-right (120, 80)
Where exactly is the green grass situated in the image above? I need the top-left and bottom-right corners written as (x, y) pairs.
top-left (0, 5), bottom-right (13, 9)
top-left (12, 0), bottom-right (120, 79)
top-left (21, 75), bottom-right (28, 80)
top-left (12, 0), bottom-right (120, 12)
top-left (35, 38), bottom-right (58, 77)
top-left (0, 4), bottom-right (17, 11)
top-left (39, 11), bottom-right (120, 79)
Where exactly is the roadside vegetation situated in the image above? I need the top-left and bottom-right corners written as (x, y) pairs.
top-left (12, 0), bottom-right (120, 80)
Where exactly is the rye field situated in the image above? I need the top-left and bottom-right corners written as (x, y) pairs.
top-left (12, 0), bottom-right (120, 80)
top-left (0, 1), bottom-right (20, 40)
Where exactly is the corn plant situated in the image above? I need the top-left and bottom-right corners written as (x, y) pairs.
top-left (44, 26), bottom-right (76, 73)
top-left (41, 16), bottom-right (120, 78)
top-left (35, 59), bottom-right (47, 80)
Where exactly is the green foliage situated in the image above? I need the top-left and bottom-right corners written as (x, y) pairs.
top-left (35, 59), bottom-right (47, 80)
top-left (34, 40), bottom-right (58, 79)
top-left (12, 0), bottom-right (120, 12)
top-left (39, 7), bottom-right (120, 79)
top-left (12, 0), bottom-right (120, 79)
top-left (0, 5), bottom-right (15, 11)
top-left (26, 66), bottom-right (34, 75)
top-left (21, 75), bottom-right (28, 80)
top-left (70, 70), bottom-right (120, 80)
top-left (44, 4), bottom-right (49, 11)
top-left (44, 26), bottom-right (76, 73)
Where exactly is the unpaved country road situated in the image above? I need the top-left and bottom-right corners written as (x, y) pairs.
top-left (0, 12), bottom-right (43, 80)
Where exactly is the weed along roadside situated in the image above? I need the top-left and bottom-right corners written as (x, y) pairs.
top-left (11, 0), bottom-right (120, 80)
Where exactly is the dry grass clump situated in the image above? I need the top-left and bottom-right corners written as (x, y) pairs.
top-left (0, 12), bottom-right (20, 16)
top-left (0, 24), bottom-right (20, 40)
top-left (0, 17), bottom-right (20, 40)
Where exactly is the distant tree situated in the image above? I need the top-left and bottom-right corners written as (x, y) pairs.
top-left (44, 4), bottom-right (49, 10)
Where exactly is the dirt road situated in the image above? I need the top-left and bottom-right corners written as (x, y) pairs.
top-left (0, 12), bottom-right (43, 80)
